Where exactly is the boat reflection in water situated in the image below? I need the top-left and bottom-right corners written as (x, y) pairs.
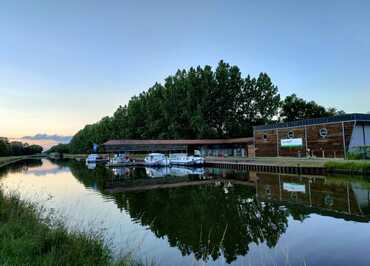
top-left (112, 167), bottom-right (131, 177)
top-left (86, 163), bottom-right (96, 170)
top-left (145, 166), bottom-right (205, 178)
top-left (145, 167), bottom-right (171, 178)
top-left (100, 167), bottom-right (370, 264)
top-left (104, 166), bottom-right (370, 222)
top-left (109, 166), bottom-right (205, 179)
top-left (4, 160), bottom-right (370, 266)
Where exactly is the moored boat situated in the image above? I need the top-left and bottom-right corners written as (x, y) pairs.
top-left (169, 153), bottom-right (205, 166)
top-left (188, 154), bottom-right (205, 165)
top-left (169, 153), bottom-right (193, 165)
top-left (144, 153), bottom-right (170, 166)
top-left (86, 154), bottom-right (107, 164)
top-left (107, 153), bottom-right (134, 167)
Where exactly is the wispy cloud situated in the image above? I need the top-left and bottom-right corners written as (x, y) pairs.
top-left (21, 134), bottom-right (72, 143)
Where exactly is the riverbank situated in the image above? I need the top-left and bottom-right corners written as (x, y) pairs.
top-left (325, 160), bottom-right (370, 175)
top-left (50, 153), bottom-right (370, 175)
top-left (0, 156), bottom-right (28, 168)
top-left (206, 156), bottom-right (370, 175)
top-left (0, 160), bottom-right (142, 266)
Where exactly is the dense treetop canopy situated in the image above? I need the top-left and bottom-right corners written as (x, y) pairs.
top-left (54, 61), bottom-right (341, 154)
top-left (280, 94), bottom-right (343, 122)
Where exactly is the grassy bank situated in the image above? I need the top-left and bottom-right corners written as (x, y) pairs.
top-left (0, 188), bottom-right (140, 266)
top-left (0, 156), bottom-right (27, 168)
top-left (325, 160), bottom-right (370, 174)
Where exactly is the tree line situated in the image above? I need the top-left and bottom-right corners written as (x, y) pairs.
top-left (0, 138), bottom-right (43, 156)
top-left (52, 61), bottom-right (342, 154)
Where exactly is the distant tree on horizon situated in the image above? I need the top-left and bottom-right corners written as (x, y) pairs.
top-left (0, 137), bottom-right (43, 156)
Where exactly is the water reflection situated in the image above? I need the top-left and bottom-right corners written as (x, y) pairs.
top-left (65, 162), bottom-right (370, 263)
top-left (254, 172), bottom-right (370, 222)
top-left (2, 160), bottom-right (370, 265)
top-left (0, 159), bottom-right (42, 177)
top-left (115, 184), bottom-right (288, 263)
top-left (86, 162), bottom-right (96, 170)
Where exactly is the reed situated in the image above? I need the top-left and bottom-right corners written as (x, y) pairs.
top-left (0, 188), bottom-right (142, 266)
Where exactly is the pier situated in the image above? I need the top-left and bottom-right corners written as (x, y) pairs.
top-left (205, 159), bottom-right (325, 175)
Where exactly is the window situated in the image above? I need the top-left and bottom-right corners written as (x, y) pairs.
top-left (319, 128), bottom-right (328, 138)
top-left (288, 130), bottom-right (294, 139)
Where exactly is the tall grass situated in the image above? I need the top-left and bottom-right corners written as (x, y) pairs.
top-left (325, 160), bottom-right (370, 173)
top-left (0, 189), bottom-right (139, 266)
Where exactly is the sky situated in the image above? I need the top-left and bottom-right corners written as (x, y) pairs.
top-left (1, 0), bottom-right (370, 139)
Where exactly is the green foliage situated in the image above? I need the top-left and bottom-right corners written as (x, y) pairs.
top-left (347, 146), bottom-right (370, 160)
top-left (0, 189), bottom-right (135, 266)
top-left (0, 137), bottom-right (43, 156)
top-left (280, 94), bottom-right (344, 122)
top-left (61, 62), bottom-right (344, 155)
top-left (325, 160), bottom-right (370, 172)
top-left (67, 60), bottom-right (281, 153)
top-left (47, 143), bottom-right (71, 154)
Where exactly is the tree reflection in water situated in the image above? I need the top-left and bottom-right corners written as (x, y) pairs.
top-left (0, 159), bottom-right (42, 178)
top-left (114, 184), bottom-right (288, 263)
top-left (63, 161), bottom-right (289, 263)
top-left (4, 160), bottom-right (370, 265)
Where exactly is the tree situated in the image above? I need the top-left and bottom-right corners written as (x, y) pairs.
top-left (47, 143), bottom-right (70, 154)
top-left (0, 138), bottom-right (43, 156)
top-left (235, 73), bottom-right (281, 136)
top-left (280, 94), bottom-right (343, 122)
top-left (0, 138), bottom-right (10, 156)
top-left (64, 61), bottom-right (286, 154)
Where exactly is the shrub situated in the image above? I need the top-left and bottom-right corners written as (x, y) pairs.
top-left (347, 146), bottom-right (370, 160)
top-left (0, 190), bottom-right (132, 266)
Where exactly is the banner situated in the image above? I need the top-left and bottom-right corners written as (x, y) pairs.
top-left (281, 138), bottom-right (303, 148)
top-left (283, 182), bottom-right (306, 193)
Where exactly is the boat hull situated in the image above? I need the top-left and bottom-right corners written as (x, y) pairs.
top-left (86, 159), bottom-right (108, 164)
top-left (144, 159), bottom-right (170, 166)
top-left (170, 158), bottom-right (204, 166)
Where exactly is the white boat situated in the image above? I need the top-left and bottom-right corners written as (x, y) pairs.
top-left (169, 153), bottom-right (192, 165)
top-left (86, 154), bottom-right (104, 164)
top-left (107, 153), bottom-right (133, 166)
top-left (144, 153), bottom-right (170, 166)
top-left (189, 155), bottom-right (205, 165)
top-left (169, 153), bottom-right (205, 166)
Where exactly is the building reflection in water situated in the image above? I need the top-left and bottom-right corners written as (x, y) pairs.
top-left (66, 161), bottom-right (370, 264)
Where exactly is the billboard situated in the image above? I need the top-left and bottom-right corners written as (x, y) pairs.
top-left (281, 138), bottom-right (303, 148)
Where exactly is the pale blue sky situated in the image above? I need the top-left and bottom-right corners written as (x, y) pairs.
top-left (1, 0), bottom-right (369, 137)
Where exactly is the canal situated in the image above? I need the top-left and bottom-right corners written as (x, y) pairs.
top-left (1, 159), bottom-right (370, 266)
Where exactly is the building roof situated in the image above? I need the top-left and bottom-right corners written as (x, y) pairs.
top-left (255, 113), bottom-right (370, 131)
top-left (103, 137), bottom-right (253, 146)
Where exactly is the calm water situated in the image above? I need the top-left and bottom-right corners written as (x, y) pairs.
top-left (1, 159), bottom-right (370, 266)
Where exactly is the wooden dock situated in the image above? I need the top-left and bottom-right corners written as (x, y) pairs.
top-left (205, 159), bottom-right (326, 175)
